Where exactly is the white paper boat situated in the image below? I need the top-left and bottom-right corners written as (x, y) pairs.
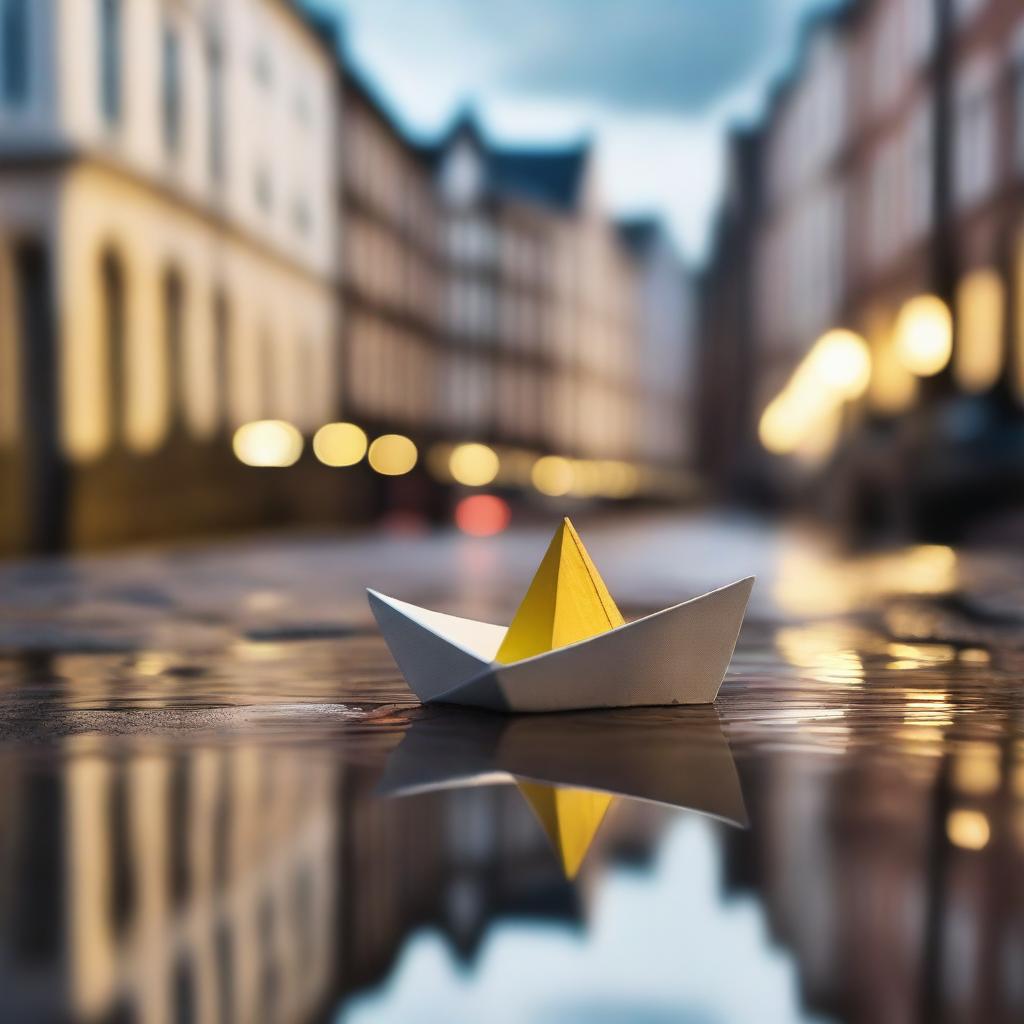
top-left (378, 704), bottom-right (749, 828)
top-left (367, 575), bottom-right (754, 713)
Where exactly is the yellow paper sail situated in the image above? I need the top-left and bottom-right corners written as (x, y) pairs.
top-left (495, 518), bottom-right (625, 664)
top-left (517, 781), bottom-right (615, 879)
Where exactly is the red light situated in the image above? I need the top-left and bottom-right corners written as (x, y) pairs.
top-left (455, 494), bottom-right (511, 537)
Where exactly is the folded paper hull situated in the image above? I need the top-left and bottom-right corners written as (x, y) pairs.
top-left (367, 576), bottom-right (754, 713)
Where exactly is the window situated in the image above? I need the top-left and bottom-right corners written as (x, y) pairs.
top-left (906, 102), bottom-right (933, 239)
top-left (1, 0), bottom-right (29, 106)
top-left (213, 290), bottom-right (230, 430)
top-left (954, 57), bottom-right (996, 207)
top-left (163, 269), bottom-right (184, 431)
top-left (100, 251), bottom-right (126, 442)
top-left (953, 0), bottom-right (986, 27)
top-left (1014, 24), bottom-right (1024, 174)
top-left (905, 0), bottom-right (935, 66)
top-left (99, 0), bottom-right (121, 126)
top-left (162, 24), bottom-right (182, 155)
top-left (255, 164), bottom-right (273, 212)
top-left (207, 35), bottom-right (225, 183)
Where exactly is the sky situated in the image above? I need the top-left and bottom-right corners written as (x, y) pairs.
top-left (309, 0), bottom-right (839, 265)
top-left (341, 815), bottom-right (832, 1024)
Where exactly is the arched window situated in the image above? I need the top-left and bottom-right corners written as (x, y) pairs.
top-left (163, 268), bottom-right (184, 433)
top-left (100, 250), bottom-right (126, 444)
top-left (212, 290), bottom-right (230, 431)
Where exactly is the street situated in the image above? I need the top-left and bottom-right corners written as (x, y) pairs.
top-left (0, 511), bottom-right (1022, 1021)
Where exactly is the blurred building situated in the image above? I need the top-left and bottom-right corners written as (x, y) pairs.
top-left (0, 740), bottom-right (339, 1023)
top-left (338, 67), bottom-right (444, 440)
top-left (701, 0), bottom-right (1024, 539)
top-left (0, 0), bottom-right (694, 553)
top-left (0, 0), bottom-right (342, 550)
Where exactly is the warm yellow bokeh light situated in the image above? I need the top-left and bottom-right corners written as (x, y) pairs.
top-left (946, 808), bottom-right (990, 851)
top-left (368, 433), bottom-right (418, 476)
top-left (531, 455), bottom-right (575, 496)
top-left (810, 329), bottom-right (871, 399)
top-left (569, 459), bottom-right (603, 498)
top-left (952, 743), bottom-right (1001, 796)
top-left (955, 268), bottom-right (1004, 394)
top-left (895, 295), bottom-right (953, 377)
top-left (449, 442), bottom-right (500, 486)
top-left (866, 308), bottom-right (917, 415)
top-left (232, 420), bottom-right (304, 467)
top-left (312, 422), bottom-right (367, 467)
top-left (596, 460), bottom-right (639, 499)
top-left (759, 394), bottom-right (807, 455)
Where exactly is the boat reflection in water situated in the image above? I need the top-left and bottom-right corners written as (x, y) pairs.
top-left (378, 706), bottom-right (748, 878)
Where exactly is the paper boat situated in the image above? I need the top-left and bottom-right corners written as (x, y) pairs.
top-left (368, 518), bottom-right (754, 713)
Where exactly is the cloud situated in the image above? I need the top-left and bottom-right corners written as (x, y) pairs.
top-left (444, 0), bottom-right (773, 114)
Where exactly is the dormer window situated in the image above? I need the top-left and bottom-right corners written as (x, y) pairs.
top-left (440, 138), bottom-right (484, 209)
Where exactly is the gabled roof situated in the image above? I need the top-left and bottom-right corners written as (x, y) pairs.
top-left (486, 145), bottom-right (590, 212)
top-left (423, 109), bottom-right (592, 213)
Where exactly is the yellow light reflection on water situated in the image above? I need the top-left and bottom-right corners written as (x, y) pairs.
top-left (946, 809), bottom-right (990, 851)
top-left (449, 443), bottom-right (500, 486)
top-left (368, 434), bottom-right (418, 476)
top-left (531, 455), bottom-right (574, 497)
top-left (313, 422), bottom-right (367, 467)
top-left (953, 742), bottom-right (1001, 796)
top-left (233, 420), bottom-right (303, 467)
top-left (895, 295), bottom-right (953, 377)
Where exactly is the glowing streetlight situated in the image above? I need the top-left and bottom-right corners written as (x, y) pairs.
top-left (895, 295), bottom-right (952, 377)
top-left (531, 455), bottom-right (574, 497)
top-left (810, 329), bottom-right (871, 399)
top-left (232, 420), bottom-right (303, 467)
top-left (449, 442), bottom-right (500, 487)
top-left (313, 422), bottom-right (367, 467)
top-left (368, 434), bottom-right (418, 476)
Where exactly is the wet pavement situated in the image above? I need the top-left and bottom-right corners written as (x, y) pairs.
top-left (0, 512), bottom-right (1022, 1023)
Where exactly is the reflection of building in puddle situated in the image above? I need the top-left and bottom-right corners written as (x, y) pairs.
top-left (341, 817), bottom-right (824, 1024)
top-left (0, 736), bottom-right (336, 1023)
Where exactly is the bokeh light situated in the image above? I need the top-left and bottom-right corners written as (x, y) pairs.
top-left (368, 434), bottom-right (418, 476)
top-left (945, 808), bottom-right (990, 851)
top-left (449, 443), bottom-right (500, 487)
top-left (232, 420), bottom-right (303, 467)
top-left (955, 268), bottom-right (1004, 394)
top-left (313, 422), bottom-right (368, 467)
top-left (895, 295), bottom-right (953, 377)
top-left (811, 329), bottom-right (871, 400)
top-left (455, 494), bottom-right (511, 536)
top-left (531, 455), bottom-right (575, 497)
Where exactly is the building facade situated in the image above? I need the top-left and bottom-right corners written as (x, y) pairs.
top-left (0, 0), bottom-right (695, 553)
top-left (0, 0), bottom-right (342, 550)
top-left (701, 0), bottom-right (1024, 537)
